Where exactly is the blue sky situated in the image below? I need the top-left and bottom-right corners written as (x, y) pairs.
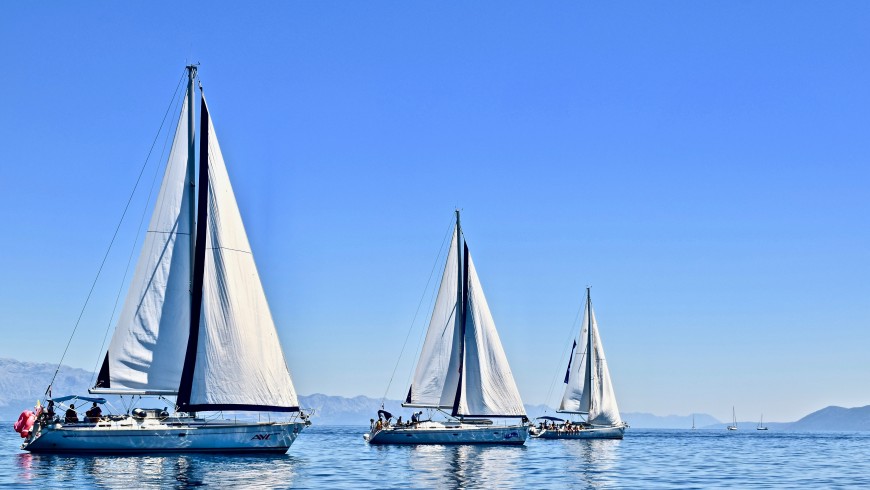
top-left (1, 2), bottom-right (868, 422)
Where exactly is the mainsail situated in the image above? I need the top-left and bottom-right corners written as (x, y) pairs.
top-left (95, 95), bottom-right (192, 393)
top-left (176, 96), bottom-right (299, 412)
top-left (405, 212), bottom-right (525, 418)
top-left (453, 248), bottom-right (526, 417)
top-left (559, 289), bottom-right (622, 426)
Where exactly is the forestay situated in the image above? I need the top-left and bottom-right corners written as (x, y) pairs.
top-left (95, 96), bottom-right (192, 392)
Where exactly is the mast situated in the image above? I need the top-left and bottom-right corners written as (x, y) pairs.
top-left (185, 65), bottom-right (197, 286)
top-left (585, 287), bottom-right (594, 417)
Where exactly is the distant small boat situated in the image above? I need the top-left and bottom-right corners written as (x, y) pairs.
top-left (757, 414), bottom-right (768, 431)
top-left (727, 407), bottom-right (738, 430)
top-left (692, 414), bottom-right (696, 430)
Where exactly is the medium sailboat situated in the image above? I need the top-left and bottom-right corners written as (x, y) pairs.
top-left (757, 414), bottom-right (768, 431)
top-left (365, 211), bottom-right (529, 445)
top-left (727, 407), bottom-right (738, 430)
top-left (18, 66), bottom-right (308, 454)
top-left (531, 288), bottom-right (627, 439)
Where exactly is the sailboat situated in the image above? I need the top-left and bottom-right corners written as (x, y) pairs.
top-left (18, 66), bottom-right (308, 453)
top-left (365, 211), bottom-right (530, 445)
top-left (727, 407), bottom-right (738, 430)
top-left (757, 414), bottom-right (768, 431)
top-left (692, 415), bottom-right (696, 430)
top-left (531, 288), bottom-right (627, 439)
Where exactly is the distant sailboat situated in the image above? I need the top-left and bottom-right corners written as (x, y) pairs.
top-left (692, 415), bottom-right (696, 430)
top-left (530, 288), bottom-right (627, 439)
top-left (365, 211), bottom-right (529, 445)
top-left (727, 407), bottom-right (738, 431)
top-left (17, 66), bottom-right (308, 453)
top-left (757, 414), bottom-right (768, 431)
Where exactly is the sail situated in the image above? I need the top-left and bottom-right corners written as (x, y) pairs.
top-left (559, 301), bottom-right (622, 426)
top-left (586, 307), bottom-right (621, 425)
top-left (454, 249), bottom-right (526, 418)
top-left (559, 312), bottom-right (590, 414)
top-left (179, 98), bottom-right (299, 411)
top-left (95, 96), bottom-right (192, 392)
top-left (405, 227), bottom-right (463, 408)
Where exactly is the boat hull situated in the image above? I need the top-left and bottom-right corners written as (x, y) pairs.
top-left (530, 425), bottom-right (625, 440)
top-left (365, 422), bottom-right (528, 445)
top-left (22, 419), bottom-right (306, 454)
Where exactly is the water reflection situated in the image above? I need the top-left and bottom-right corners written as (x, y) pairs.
top-left (409, 444), bottom-right (526, 488)
top-left (11, 453), bottom-right (299, 489)
top-left (560, 438), bottom-right (621, 488)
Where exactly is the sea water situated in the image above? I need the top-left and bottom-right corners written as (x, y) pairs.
top-left (2, 425), bottom-right (870, 488)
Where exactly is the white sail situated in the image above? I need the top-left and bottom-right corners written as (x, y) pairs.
top-left (455, 254), bottom-right (526, 417)
top-left (559, 299), bottom-right (622, 426)
top-left (406, 227), bottom-right (462, 408)
top-left (184, 103), bottom-right (299, 409)
top-left (587, 307), bottom-right (621, 425)
top-left (98, 96), bottom-right (192, 392)
top-left (559, 313), bottom-right (590, 414)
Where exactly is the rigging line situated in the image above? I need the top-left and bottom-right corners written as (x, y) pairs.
top-left (89, 78), bottom-right (187, 385)
top-left (46, 68), bottom-right (188, 397)
top-left (381, 216), bottom-right (455, 406)
top-left (543, 299), bottom-right (585, 411)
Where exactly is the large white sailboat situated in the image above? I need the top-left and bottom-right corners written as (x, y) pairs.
top-left (365, 211), bottom-right (529, 445)
top-left (531, 288), bottom-right (627, 439)
top-left (18, 66), bottom-right (308, 454)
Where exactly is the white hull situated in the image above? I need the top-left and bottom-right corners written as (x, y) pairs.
top-left (365, 421), bottom-right (528, 445)
top-left (530, 425), bottom-right (625, 440)
top-left (22, 417), bottom-right (306, 454)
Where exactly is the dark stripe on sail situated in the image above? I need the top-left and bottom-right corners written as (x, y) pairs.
top-left (177, 95), bottom-right (210, 409)
top-left (564, 340), bottom-right (577, 384)
top-left (451, 242), bottom-right (470, 417)
top-left (95, 353), bottom-right (110, 388)
top-left (405, 386), bottom-right (412, 404)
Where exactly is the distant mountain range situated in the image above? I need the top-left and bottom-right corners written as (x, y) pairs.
top-left (2, 358), bottom-right (869, 431)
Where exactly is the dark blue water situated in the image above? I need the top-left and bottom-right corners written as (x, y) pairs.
top-left (3, 426), bottom-right (870, 488)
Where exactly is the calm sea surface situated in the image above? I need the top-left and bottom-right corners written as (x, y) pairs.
top-left (2, 425), bottom-right (870, 488)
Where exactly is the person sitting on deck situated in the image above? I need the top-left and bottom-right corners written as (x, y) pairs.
top-left (85, 402), bottom-right (102, 423)
top-left (396, 416), bottom-right (403, 427)
top-left (64, 404), bottom-right (79, 423)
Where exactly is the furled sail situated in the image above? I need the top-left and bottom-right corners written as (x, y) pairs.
top-left (95, 95), bottom-right (192, 393)
top-left (178, 97), bottom-right (299, 411)
top-left (559, 296), bottom-right (622, 426)
top-left (405, 227), bottom-right (463, 408)
top-left (454, 248), bottom-right (526, 418)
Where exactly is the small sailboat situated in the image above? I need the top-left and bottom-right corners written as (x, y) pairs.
top-left (692, 415), bottom-right (696, 430)
top-left (365, 211), bottom-right (529, 445)
top-left (530, 288), bottom-right (627, 439)
top-left (18, 66), bottom-right (309, 454)
top-left (757, 414), bottom-right (768, 431)
top-left (727, 407), bottom-right (738, 430)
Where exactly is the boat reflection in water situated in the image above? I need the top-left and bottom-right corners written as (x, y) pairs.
top-left (407, 443), bottom-right (526, 488)
top-left (15, 452), bottom-right (301, 489)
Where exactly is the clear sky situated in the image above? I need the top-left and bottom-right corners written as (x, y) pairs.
top-left (1, 2), bottom-right (868, 423)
